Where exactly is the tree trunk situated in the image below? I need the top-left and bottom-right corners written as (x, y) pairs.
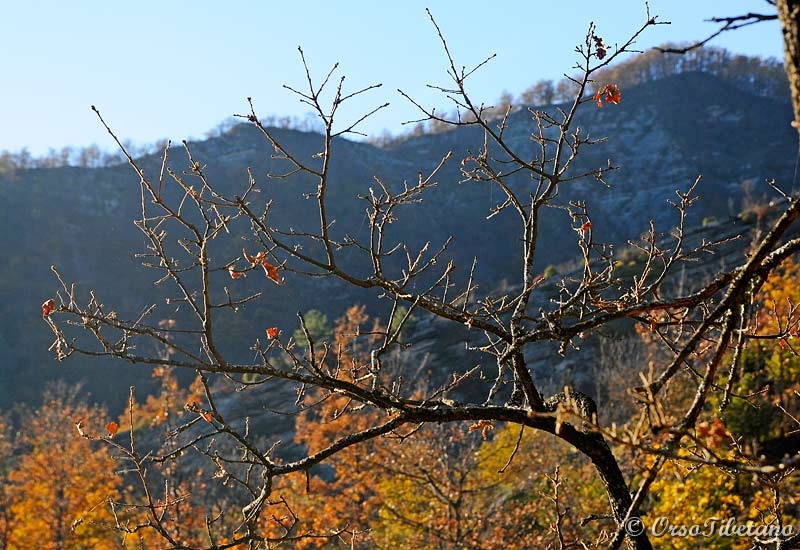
top-left (775, 8), bottom-right (800, 550)
top-left (564, 430), bottom-right (653, 550)
top-left (779, 0), bottom-right (800, 129)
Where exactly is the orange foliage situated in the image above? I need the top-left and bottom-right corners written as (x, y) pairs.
top-left (110, 371), bottom-right (234, 547)
top-left (270, 305), bottom-right (385, 546)
top-left (0, 418), bottom-right (13, 546)
top-left (5, 384), bottom-right (120, 548)
top-left (116, 366), bottom-right (203, 432)
top-left (593, 83), bottom-right (621, 107)
top-left (757, 256), bottom-right (800, 343)
top-left (269, 306), bottom-right (609, 548)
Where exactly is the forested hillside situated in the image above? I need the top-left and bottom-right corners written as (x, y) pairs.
top-left (0, 51), bottom-right (793, 408)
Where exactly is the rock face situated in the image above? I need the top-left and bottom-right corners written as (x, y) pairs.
top-left (0, 71), bottom-right (794, 409)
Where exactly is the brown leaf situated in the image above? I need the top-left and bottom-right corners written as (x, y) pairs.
top-left (593, 35), bottom-right (608, 59)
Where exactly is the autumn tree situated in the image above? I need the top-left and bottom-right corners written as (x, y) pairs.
top-left (43, 3), bottom-right (800, 549)
top-left (4, 383), bottom-right (119, 549)
top-left (102, 372), bottom-right (241, 548)
top-left (709, 256), bottom-right (800, 456)
top-left (622, 257), bottom-right (800, 549)
top-left (0, 417), bottom-right (12, 550)
top-left (267, 305), bottom-right (387, 547)
top-left (276, 306), bottom-right (602, 548)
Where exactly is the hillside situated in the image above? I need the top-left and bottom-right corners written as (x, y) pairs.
top-left (0, 70), bottom-right (795, 408)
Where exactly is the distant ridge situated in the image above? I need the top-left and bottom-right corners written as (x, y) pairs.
top-left (0, 69), bottom-right (793, 407)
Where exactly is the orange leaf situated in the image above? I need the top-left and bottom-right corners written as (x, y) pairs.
top-left (266, 327), bottom-right (279, 339)
top-left (780, 338), bottom-right (788, 348)
top-left (245, 250), bottom-right (284, 284)
top-left (200, 411), bottom-right (212, 423)
top-left (262, 261), bottom-right (284, 285)
top-left (42, 298), bottom-right (56, 318)
top-left (468, 420), bottom-right (494, 440)
top-left (581, 221), bottom-right (592, 232)
top-left (245, 250), bottom-right (266, 266)
top-left (228, 265), bottom-right (246, 279)
top-left (105, 421), bottom-right (119, 438)
top-left (593, 84), bottom-right (621, 107)
top-left (593, 89), bottom-right (604, 108)
top-left (605, 84), bottom-right (621, 105)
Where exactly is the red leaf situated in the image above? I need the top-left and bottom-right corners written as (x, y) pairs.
top-left (780, 338), bottom-right (788, 348)
top-left (200, 411), bottom-right (213, 423)
top-left (228, 265), bottom-right (246, 279)
top-left (266, 327), bottom-right (279, 339)
top-left (262, 261), bottom-right (284, 285)
top-left (105, 421), bottom-right (119, 438)
top-left (581, 221), bottom-right (592, 232)
top-left (42, 298), bottom-right (56, 318)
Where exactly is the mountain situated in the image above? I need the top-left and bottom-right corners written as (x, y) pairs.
top-left (0, 71), bottom-right (794, 409)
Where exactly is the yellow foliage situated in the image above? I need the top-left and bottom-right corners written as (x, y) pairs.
top-left (645, 453), bottom-right (788, 550)
top-left (5, 385), bottom-right (120, 549)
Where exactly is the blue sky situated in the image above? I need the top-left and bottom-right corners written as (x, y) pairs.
top-left (0, 1), bottom-right (783, 156)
